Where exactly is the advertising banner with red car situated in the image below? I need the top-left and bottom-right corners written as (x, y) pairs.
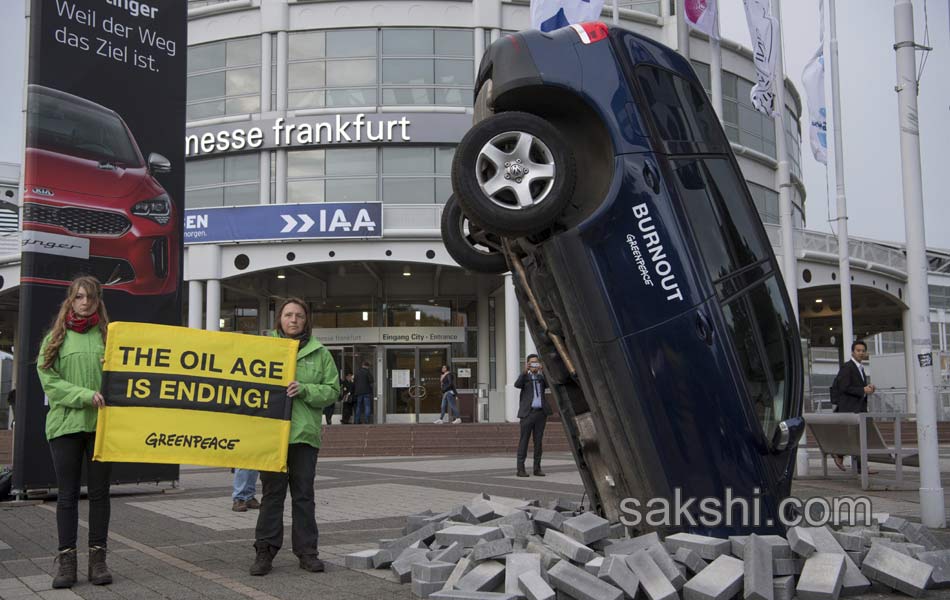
top-left (14, 0), bottom-right (186, 490)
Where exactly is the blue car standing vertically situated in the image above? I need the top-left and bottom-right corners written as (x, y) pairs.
top-left (442, 23), bottom-right (805, 536)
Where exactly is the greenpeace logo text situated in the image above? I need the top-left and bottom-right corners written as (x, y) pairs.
top-left (619, 488), bottom-right (874, 528)
top-left (145, 432), bottom-right (240, 451)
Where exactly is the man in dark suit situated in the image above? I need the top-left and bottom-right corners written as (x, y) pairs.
top-left (353, 361), bottom-right (375, 424)
top-left (514, 354), bottom-right (552, 477)
top-left (833, 340), bottom-right (876, 472)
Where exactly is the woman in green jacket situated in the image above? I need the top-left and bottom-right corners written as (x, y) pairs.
top-left (251, 297), bottom-right (339, 576)
top-left (37, 276), bottom-right (112, 589)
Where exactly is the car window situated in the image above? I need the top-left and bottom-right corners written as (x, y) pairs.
top-left (670, 157), bottom-right (768, 283)
top-left (634, 65), bottom-right (728, 155)
top-left (27, 92), bottom-right (142, 167)
top-left (721, 276), bottom-right (791, 437)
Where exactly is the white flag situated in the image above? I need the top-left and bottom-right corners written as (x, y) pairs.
top-left (531, 0), bottom-right (605, 33)
top-left (801, 1), bottom-right (827, 164)
top-left (742, 0), bottom-right (779, 116)
top-left (684, 0), bottom-right (719, 41)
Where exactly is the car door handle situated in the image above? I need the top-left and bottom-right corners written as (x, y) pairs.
top-left (695, 312), bottom-right (713, 345)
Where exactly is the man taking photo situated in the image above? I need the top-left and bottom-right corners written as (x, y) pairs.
top-left (514, 354), bottom-right (551, 477)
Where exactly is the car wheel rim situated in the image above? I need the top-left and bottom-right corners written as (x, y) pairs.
top-left (475, 131), bottom-right (556, 211)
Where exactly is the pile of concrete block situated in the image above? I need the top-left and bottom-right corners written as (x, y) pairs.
top-left (344, 498), bottom-right (947, 599)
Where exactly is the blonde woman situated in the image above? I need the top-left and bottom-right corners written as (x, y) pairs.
top-left (37, 276), bottom-right (112, 589)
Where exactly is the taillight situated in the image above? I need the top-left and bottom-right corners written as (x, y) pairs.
top-left (570, 22), bottom-right (609, 45)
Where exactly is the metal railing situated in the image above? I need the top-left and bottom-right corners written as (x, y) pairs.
top-left (807, 386), bottom-right (950, 420)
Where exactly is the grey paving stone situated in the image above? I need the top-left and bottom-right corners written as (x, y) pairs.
top-left (383, 523), bottom-right (439, 553)
top-left (462, 501), bottom-right (497, 525)
top-left (880, 516), bottom-right (909, 533)
top-left (915, 548), bottom-right (950, 589)
top-left (682, 555), bottom-right (744, 600)
top-left (345, 549), bottom-right (380, 569)
top-left (832, 531), bottom-right (865, 552)
top-left (392, 547), bottom-right (431, 583)
top-left (430, 541), bottom-right (464, 565)
top-left (597, 555), bottom-right (640, 599)
top-left (373, 548), bottom-right (395, 568)
top-left (415, 579), bottom-right (449, 598)
top-left (542, 529), bottom-right (595, 564)
top-left (772, 557), bottom-right (804, 576)
top-left (505, 553), bottom-right (541, 596)
top-left (846, 550), bottom-right (866, 567)
top-left (625, 551), bottom-right (678, 600)
top-left (526, 537), bottom-right (562, 571)
top-left (532, 510), bottom-right (565, 534)
top-left (457, 561), bottom-right (506, 592)
top-left (665, 533), bottom-right (731, 561)
top-left (414, 561), bottom-right (458, 584)
top-left (861, 543), bottom-right (933, 597)
top-left (583, 556), bottom-right (603, 576)
top-left (605, 532), bottom-right (661, 557)
top-left (730, 534), bottom-right (792, 559)
top-left (646, 544), bottom-right (686, 590)
top-left (901, 522), bottom-right (942, 551)
top-left (673, 547), bottom-right (708, 575)
top-left (773, 575), bottom-right (795, 600)
top-left (443, 557), bottom-right (474, 591)
top-left (471, 538), bottom-right (513, 562)
top-left (744, 535), bottom-right (773, 600)
top-left (787, 526), bottom-right (818, 558)
top-left (519, 571), bottom-right (555, 600)
top-left (796, 552), bottom-right (845, 600)
top-left (437, 526), bottom-right (505, 548)
top-left (802, 526), bottom-right (871, 594)
top-left (430, 591), bottom-right (520, 600)
top-left (561, 513), bottom-right (610, 546)
top-left (548, 559), bottom-right (623, 600)
top-left (408, 510), bottom-right (437, 533)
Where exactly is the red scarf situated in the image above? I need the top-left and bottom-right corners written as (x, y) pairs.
top-left (65, 311), bottom-right (99, 334)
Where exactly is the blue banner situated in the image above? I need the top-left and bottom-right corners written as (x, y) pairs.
top-left (184, 203), bottom-right (383, 244)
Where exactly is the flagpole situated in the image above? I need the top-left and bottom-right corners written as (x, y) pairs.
top-left (828, 0), bottom-right (853, 352)
top-left (770, 0), bottom-right (798, 321)
top-left (710, 5), bottom-right (723, 117)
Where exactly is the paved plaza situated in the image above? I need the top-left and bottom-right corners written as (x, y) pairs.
top-left (1, 451), bottom-right (949, 599)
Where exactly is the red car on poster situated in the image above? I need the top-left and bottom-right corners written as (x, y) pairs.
top-left (22, 85), bottom-right (178, 295)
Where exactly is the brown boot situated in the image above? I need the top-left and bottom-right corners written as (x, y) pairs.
top-left (88, 546), bottom-right (113, 585)
top-left (52, 548), bottom-right (77, 589)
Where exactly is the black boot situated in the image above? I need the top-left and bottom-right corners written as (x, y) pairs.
top-left (299, 554), bottom-right (325, 572)
top-left (250, 546), bottom-right (274, 576)
top-left (52, 548), bottom-right (77, 589)
top-left (88, 546), bottom-right (113, 585)
top-left (516, 467), bottom-right (529, 477)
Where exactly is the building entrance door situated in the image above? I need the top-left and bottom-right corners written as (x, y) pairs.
top-left (385, 346), bottom-right (449, 422)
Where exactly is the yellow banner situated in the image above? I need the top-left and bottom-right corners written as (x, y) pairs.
top-left (94, 322), bottom-right (298, 472)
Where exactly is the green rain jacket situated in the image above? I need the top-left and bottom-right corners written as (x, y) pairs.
top-left (271, 332), bottom-right (340, 448)
top-left (36, 329), bottom-right (105, 441)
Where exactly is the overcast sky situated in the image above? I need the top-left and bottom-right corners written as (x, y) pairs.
top-left (1, 0), bottom-right (947, 249)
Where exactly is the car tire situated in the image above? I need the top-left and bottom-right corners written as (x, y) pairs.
top-left (440, 194), bottom-right (509, 274)
top-left (453, 111), bottom-right (575, 237)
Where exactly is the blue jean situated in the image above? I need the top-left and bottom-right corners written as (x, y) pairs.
top-left (233, 468), bottom-right (259, 501)
top-left (440, 392), bottom-right (459, 420)
top-left (355, 394), bottom-right (372, 424)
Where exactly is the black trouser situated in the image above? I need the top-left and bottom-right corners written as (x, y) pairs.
top-left (517, 409), bottom-right (547, 470)
top-left (341, 401), bottom-right (353, 424)
top-left (322, 403), bottom-right (335, 425)
top-left (49, 432), bottom-right (112, 551)
top-left (255, 444), bottom-right (319, 557)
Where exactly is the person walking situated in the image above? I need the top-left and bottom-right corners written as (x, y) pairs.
top-left (37, 276), bottom-right (113, 588)
top-left (352, 360), bottom-right (374, 424)
top-left (832, 340), bottom-right (876, 474)
top-left (514, 354), bottom-right (551, 477)
top-left (434, 365), bottom-right (461, 424)
top-left (251, 298), bottom-right (339, 576)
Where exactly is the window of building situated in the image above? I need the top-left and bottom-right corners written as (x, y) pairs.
top-left (382, 147), bottom-right (454, 203)
top-left (185, 154), bottom-right (260, 208)
top-left (748, 182), bottom-right (780, 225)
top-left (286, 28), bottom-right (473, 111)
top-left (188, 37), bottom-right (261, 121)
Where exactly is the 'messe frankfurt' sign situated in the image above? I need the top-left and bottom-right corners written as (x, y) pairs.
top-left (184, 203), bottom-right (383, 244)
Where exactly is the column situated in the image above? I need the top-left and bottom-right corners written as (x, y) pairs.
top-left (494, 291), bottom-right (506, 422)
top-left (188, 280), bottom-right (204, 329)
top-left (504, 273), bottom-right (520, 422)
top-left (523, 317), bottom-right (536, 359)
top-left (903, 308), bottom-right (916, 413)
top-left (261, 32), bottom-right (272, 113)
top-left (258, 297), bottom-right (271, 334)
top-left (206, 279), bottom-right (221, 332)
top-left (477, 277), bottom-right (491, 422)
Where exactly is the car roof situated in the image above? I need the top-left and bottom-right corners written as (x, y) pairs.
top-left (27, 84), bottom-right (121, 119)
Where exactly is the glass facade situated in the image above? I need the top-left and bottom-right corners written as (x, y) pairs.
top-left (185, 153), bottom-right (260, 208)
top-left (187, 37), bottom-right (261, 121)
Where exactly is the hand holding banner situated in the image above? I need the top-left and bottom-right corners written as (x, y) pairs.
top-left (93, 323), bottom-right (298, 472)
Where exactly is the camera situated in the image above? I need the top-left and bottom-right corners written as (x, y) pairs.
top-left (529, 361), bottom-right (541, 368)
